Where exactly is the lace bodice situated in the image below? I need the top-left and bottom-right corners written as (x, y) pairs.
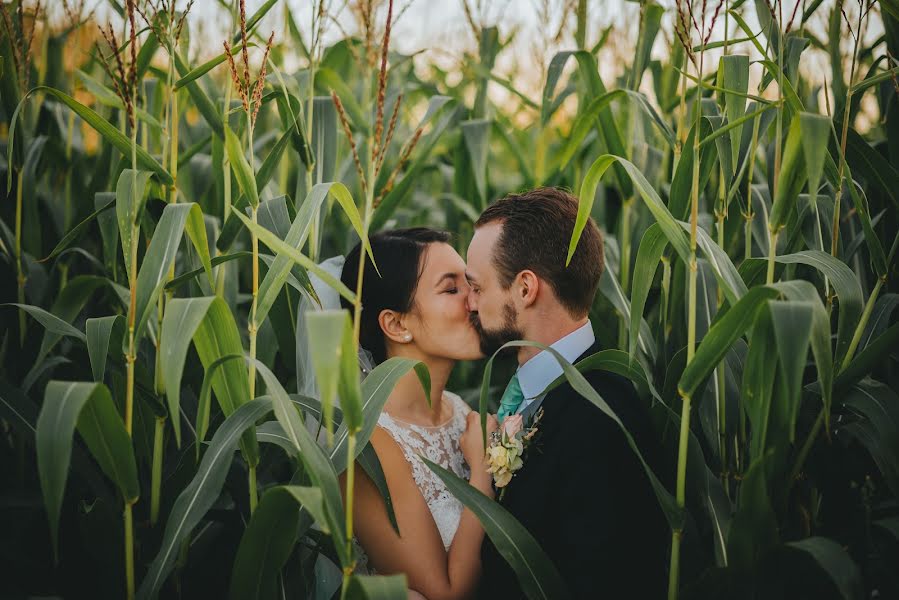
top-left (377, 391), bottom-right (471, 549)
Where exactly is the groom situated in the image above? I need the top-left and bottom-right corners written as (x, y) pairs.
top-left (466, 187), bottom-right (668, 598)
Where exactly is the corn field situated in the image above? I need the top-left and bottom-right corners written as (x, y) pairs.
top-left (1, 0), bottom-right (897, 597)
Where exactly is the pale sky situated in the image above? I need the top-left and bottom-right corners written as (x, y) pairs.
top-left (73, 0), bottom-right (885, 119)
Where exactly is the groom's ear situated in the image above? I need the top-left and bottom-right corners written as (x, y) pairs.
top-left (378, 309), bottom-right (410, 343)
top-left (516, 270), bottom-right (539, 308)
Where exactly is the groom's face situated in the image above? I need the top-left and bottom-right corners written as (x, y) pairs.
top-left (465, 223), bottom-right (523, 356)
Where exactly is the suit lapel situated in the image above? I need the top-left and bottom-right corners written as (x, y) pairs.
top-left (497, 341), bottom-right (603, 504)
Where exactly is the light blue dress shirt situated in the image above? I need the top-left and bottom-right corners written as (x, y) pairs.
top-left (515, 320), bottom-right (596, 415)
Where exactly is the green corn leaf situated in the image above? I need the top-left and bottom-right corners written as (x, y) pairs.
top-left (799, 113), bottom-right (831, 210)
top-left (174, 50), bottom-right (225, 140)
top-left (138, 398), bottom-right (273, 600)
top-left (670, 117), bottom-right (717, 220)
top-left (229, 485), bottom-right (324, 600)
top-left (116, 169), bottom-right (155, 282)
top-left (629, 224), bottom-right (668, 360)
top-left (191, 297), bottom-right (259, 466)
top-left (86, 316), bottom-right (125, 383)
top-left (572, 154), bottom-right (691, 266)
top-left (305, 310), bottom-right (346, 443)
top-left (160, 297), bottom-right (215, 447)
top-left (3, 303), bottom-right (86, 343)
top-left (329, 357), bottom-right (431, 470)
top-left (174, 42), bottom-right (248, 89)
top-left (254, 182), bottom-right (366, 327)
top-left (248, 359), bottom-right (350, 567)
top-left (133, 203), bottom-right (213, 344)
top-left (224, 124), bottom-right (259, 208)
top-left (631, 3), bottom-right (664, 90)
top-left (255, 125), bottom-right (292, 192)
top-left (769, 116), bottom-right (807, 232)
top-left (37, 381), bottom-right (138, 559)
top-left (195, 354), bottom-right (245, 462)
top-left (772, 251), bottom-right (863, 365)
top-left (718, 54), bottom-right (750, 168)
top-left (768, 300), bottom-right (816, 442)
top-left (41, 194), bottom-right (115, 264)
top-left (679, 286), bottom-right (781, 399)
top-left (839, 380), bottom-right (899, 498)
top-left (232, 206), bottom-right (356, 303)
top-left (76, 69), bottom-right (164, 131)
top-left (425, 459), bottom-right (569, 599)
top-left (32, 276), bottom-right (110, 367)
top-left (773, 280), bottom-right (834, 430)
top-left (727, 455), bottom-right (779, 570)
top-left (7, 87), bottom-right (172, 192)
top-left (786, 538), bottom-right (863, 600)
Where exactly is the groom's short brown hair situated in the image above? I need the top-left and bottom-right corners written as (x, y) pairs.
top-left (475, 187), bottom-right (604, 317)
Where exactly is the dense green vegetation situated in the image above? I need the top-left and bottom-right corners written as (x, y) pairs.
top-left (1, 0), bottom-right (897, 598)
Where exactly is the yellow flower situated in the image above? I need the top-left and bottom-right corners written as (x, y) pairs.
top-left (494, 470), bottom-right (513, 488)
top-left (488, 445), bottom-right (509, 469)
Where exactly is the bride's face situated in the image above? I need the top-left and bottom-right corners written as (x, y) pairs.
top-left (402, 243), bottom-right (484, 361)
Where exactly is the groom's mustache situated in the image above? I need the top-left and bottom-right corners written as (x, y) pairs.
top-left (468, 312), bottom-right (483, 331)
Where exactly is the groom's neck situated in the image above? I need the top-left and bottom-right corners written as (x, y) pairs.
top-left (517, 311), bottom-right (589, 366)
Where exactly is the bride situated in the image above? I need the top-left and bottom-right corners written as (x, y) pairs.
top-left (338, 228), bottom-right (497, 600)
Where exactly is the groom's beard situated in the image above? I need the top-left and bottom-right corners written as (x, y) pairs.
top-left (470, 303), bottom-right (523, 357)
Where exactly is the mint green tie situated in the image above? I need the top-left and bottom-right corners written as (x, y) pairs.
top-left (497, 373), bottom-right (525, 423)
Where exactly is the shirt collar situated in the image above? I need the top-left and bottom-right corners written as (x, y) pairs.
top-left (516, 320), bottom-right (595, 400)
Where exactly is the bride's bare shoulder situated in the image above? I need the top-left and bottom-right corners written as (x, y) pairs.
top-left (367, 426), bottom-right (413, 478)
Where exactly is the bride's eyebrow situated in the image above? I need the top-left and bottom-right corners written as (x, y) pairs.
top-left (434, 273), bottom-right (458, 287)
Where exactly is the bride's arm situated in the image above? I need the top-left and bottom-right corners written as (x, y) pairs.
top-left (341, 426), bottom-right (494, 600)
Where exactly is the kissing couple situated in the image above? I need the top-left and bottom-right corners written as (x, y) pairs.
top-left (337, 187), bottom-right (668, 599)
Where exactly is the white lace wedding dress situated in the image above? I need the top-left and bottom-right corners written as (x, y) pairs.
top-left (355, 391), bottom-right (471, 572)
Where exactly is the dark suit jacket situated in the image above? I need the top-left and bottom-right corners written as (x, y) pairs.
top-left (478, 343), bottom-right (668, 599)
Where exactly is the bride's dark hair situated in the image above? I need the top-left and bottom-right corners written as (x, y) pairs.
top-left (340, 227), bottom-right (452, 364)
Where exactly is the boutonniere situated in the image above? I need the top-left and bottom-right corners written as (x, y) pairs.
top-left (486, 408), bottom-right (544, 499)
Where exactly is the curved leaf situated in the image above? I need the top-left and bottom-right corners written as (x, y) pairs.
top-left (160, 297), bottom-right (216, 447)
top-left (329, 357), bottom-right (431, 469)
top-left (37, 381), bottom-right (138, 558)
top-left (773, 250), bottom-right (863, 364)
top-left (7, 87), bottom-right (172, 192)
top-left (133, 203), bottom-right (212, 343)
top-left (192, 298), bottom-right (259, 466)
top-left (86, 315), bottom-right (125, 383)
top-left (679, 286), bottom-right (781, 398)
top-left (786, 537), bottom-right (863, 600)
top-left (572, 154), bottom-right (691, 266)
top-left (228, 485), bottom-right (323, 600)
top-left (138, 398), bottom-right (273, 600)
top-left (425, 459), bottom-right (568, 600)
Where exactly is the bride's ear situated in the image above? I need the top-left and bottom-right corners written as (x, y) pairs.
top-left (379, 309), bottom-right (413, 344)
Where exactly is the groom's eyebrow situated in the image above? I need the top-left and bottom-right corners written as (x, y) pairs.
top-left (465, 272), bottom-right (477, 284)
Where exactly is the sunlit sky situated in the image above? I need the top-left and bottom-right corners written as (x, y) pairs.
top-left (71, 0), bottom-right (885, 117)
